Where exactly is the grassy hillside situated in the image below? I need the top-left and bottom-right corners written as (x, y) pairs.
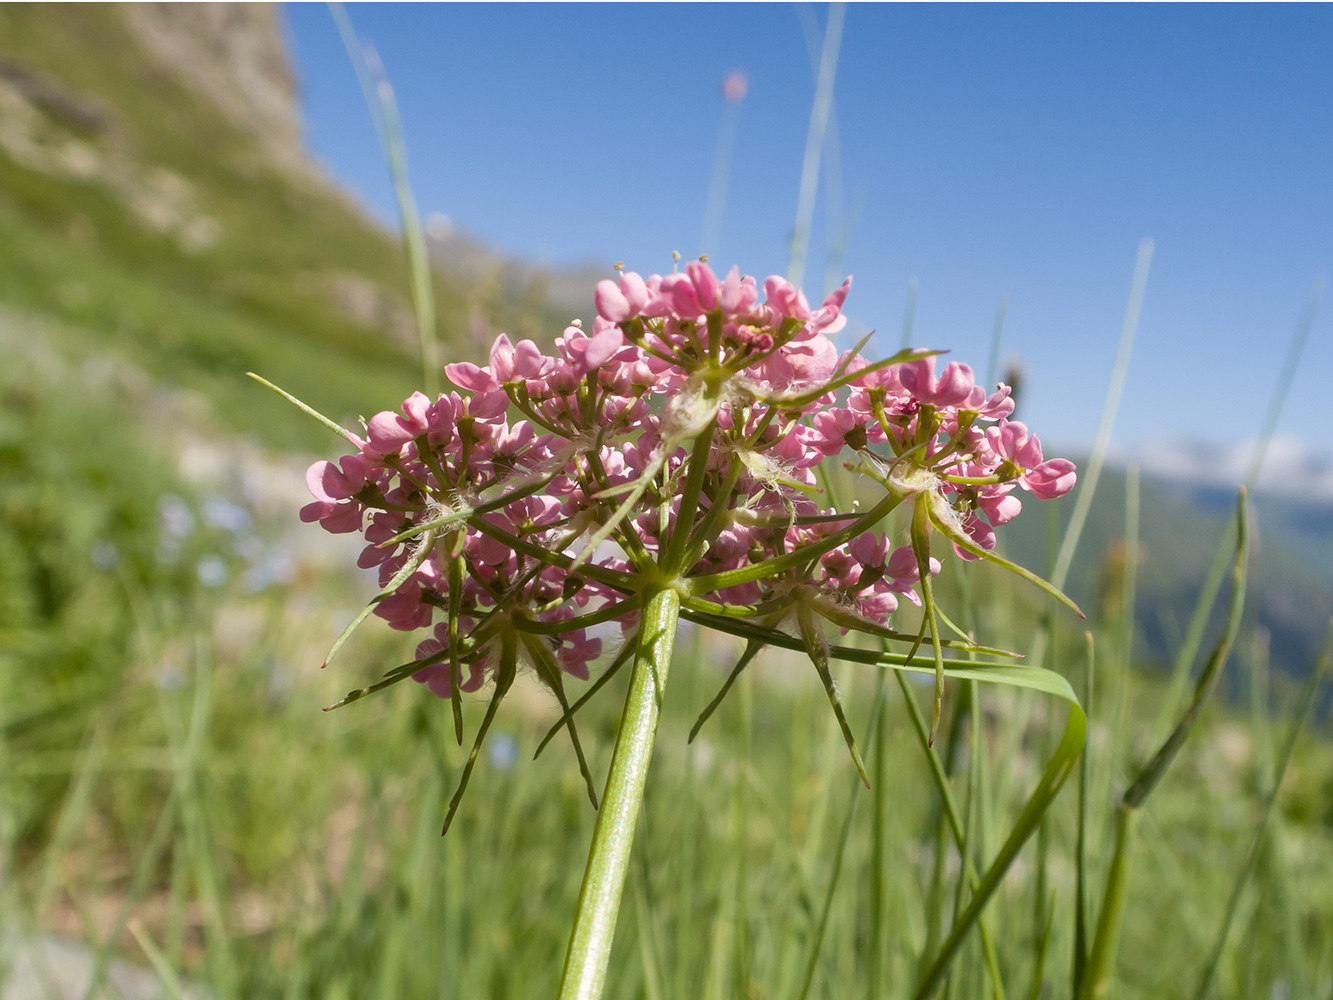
top-left (0, 5), bottom-right (554, 451)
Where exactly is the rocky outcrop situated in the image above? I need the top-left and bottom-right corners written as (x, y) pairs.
top-left (121, 3), bottom-right (309, 177)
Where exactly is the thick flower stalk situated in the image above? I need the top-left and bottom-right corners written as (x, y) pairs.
top-left (272, 258), bottom-right (1081, 1000)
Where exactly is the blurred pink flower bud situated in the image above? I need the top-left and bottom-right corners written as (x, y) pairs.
top-left (718, 266), bottom-right (758, 315)
top-left (685, 260), bottom-right (721, 312)
top-left (722, 69), bottom-right (748, 103)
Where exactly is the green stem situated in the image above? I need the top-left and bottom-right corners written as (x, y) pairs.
top-left (1075, 806), bottom-right (1139, 1000)
top-left (558, 586), bottom-right (682, 1000)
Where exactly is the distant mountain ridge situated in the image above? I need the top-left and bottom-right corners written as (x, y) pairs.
top-left (998, 460), bottom-right (1333, 681)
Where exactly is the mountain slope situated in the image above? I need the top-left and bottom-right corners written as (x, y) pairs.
top-left (0, 4), bottom-right (552, 450)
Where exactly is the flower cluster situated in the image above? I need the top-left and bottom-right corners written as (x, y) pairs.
top-left (295, 259), bottom-right (1078, 785)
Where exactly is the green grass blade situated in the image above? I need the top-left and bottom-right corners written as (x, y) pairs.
top-left (329, 2), bottom-right (439, 394)
top-left (1049, 237), bottom-right (1153, 593)
top-left (1125, 490), bottom-right (1248, 809)
top-left (1026, 891), bottom-right (1058, 1000)
top-left (913, 691), bottom-right (1085, 1000)
top-left (1026, 238), bottom-right (1152, 670)
top-left (1153, 278), bottom-right (1324, 739)
top-left (1073, 631), bottom-right (1094, 996)
top-left (1191, 622), bottom-right (1332, 1000)
top-left (126, 919), bottom-right (189, 1000)
top-left (786, 1), bottom-right (846, 288)
top-left (795, 669), bottom-right (889, 1000)
top-left (1078, 490), bottom-right (1249, 1000)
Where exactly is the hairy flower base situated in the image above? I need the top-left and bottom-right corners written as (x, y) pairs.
top-left (284, 258), bottom-right (1080, 802)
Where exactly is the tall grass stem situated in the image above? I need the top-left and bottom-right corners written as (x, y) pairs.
top-left (1192, 623), bottom-right (1332, 1000)
top-left (330, 3), bottom-right (440, 395)
top-left (787, 2), bottom-right (846, 288)
top-left (1153, 278), bottom-right (1325, 739)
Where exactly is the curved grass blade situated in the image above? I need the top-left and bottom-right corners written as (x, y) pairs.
top-left (914, 689), bottom-right (1086, 1000)
top-left (1124, 490), bottom-right (1248, 809)
top-left (1153, 279), bottom-right (1324, 738)
top-left (1078, 489), bottom-right (1249, 1000)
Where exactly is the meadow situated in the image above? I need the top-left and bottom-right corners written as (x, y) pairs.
top-left (2, 6), bottom-right (1332, 1000)
top-left (3, 312), bottom-right (1331, 1000)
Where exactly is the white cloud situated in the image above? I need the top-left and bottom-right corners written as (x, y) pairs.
top-left (1118, 435), bottom-right (1333, 502)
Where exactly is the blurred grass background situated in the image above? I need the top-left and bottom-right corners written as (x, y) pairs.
top-left (0, 5), bottom-right (1330, 999)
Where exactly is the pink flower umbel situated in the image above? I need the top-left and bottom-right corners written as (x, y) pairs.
top-left (257, 256), bottom-right (1089, 1000)
top-left (272, 257), bottom-right (1079, 822)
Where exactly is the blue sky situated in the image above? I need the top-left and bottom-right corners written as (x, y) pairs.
top-left (285, 3), bottom-right (1333, 468)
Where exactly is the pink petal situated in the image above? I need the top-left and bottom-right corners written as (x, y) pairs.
top-left (595, 279), bottom-right (632, 323)
top-left (686, 260), bottom-right (720, 311)
top-left (444, 362), bottom-right (500, 393)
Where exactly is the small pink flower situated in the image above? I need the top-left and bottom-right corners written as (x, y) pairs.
top-left (763, 275), bottom-right (812, 323)
top-left (367, 391), bottom-right (433, 453)
top-left (1025, 459), bottom-right (1078, 499)
top-left (306, 455), bottom-right (368, 502)
top-left (718, 266), bottom-right (758, 316)
top-left (899, 358), bottom-right (975, 408)
top-left (557, 632), bottom-right (602, 680)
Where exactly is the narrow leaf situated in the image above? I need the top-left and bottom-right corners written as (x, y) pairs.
top-left (323, 529), bottom-right (437, 669)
